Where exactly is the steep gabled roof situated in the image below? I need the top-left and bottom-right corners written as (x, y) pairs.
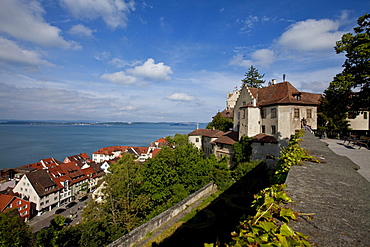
top-left (0, 194), bottom-right (14, 212)
top-left (245, 81), bottom-right (321, 107)
top-left (188, 129), bottom-right (225, 138)
top-left (26, 170), bottom-right (59, 197)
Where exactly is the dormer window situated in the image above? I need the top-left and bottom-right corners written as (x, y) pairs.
top-left (293, 93), bottom-right (301, 101)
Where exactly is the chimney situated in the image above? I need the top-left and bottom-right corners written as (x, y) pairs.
top-left (272, 79), bottom-right (276, 85)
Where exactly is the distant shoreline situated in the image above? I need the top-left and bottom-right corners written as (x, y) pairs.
top-left (0, 120), bottom-right (205, 126)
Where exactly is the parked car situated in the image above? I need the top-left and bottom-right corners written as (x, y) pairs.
top-left (78, 196), bottom-right (88, 202)
top-left (65, 202), bottom-right (77, 209)
top-left (55, 208), bottom-right (66, 214)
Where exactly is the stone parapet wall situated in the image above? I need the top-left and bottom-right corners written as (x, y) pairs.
top-left (108, 182), bottom-right (217, 247)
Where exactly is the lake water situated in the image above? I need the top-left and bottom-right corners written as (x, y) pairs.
top-left (0, 123), bottom-right (206, 170)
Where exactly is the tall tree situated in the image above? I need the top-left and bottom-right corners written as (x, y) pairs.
top-left (318, 74), bottom-right (351, 131)
top-left (241, 65), bottom-right (265, 88)
top-left (334, 13), bottom-right (370, 112)
top-left (104, 153), bottom-right (150, 231)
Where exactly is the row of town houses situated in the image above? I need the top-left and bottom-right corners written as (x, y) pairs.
top-left (0, 138), bottom-right (169, 221)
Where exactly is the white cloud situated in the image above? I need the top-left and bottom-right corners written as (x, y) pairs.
top-left (165, 93), bottom-right (195, 101)
top-left (0, 0), bottom-right (76, 49)
top-left (69, 24), bottom-right (96, 37)
top-left (60, 0), bottom-right (135, 29)
top-left (229, 49), bottom-right (274, 68)
top-left (278, 18), bottom-right (344, 51)
top-left (238, 15), bottom-right (270, 34)
top-left (102, 58), bottom-right (173, 85)
top-left (229, 54), bottom-right (253, 67)
top-left (108, 58), bottom-right (141, 68)
top-left (101, 71), bottom-right (137, 85)
top-left (126, 58), bottom-right (173, 81)
top-left (251, 49), bottom-right (275, 67)
top-left (0, 37), bottom-right (53, 67)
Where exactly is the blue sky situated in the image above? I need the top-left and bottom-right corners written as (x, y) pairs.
top-left (0, 0), bottom-right (368, 123)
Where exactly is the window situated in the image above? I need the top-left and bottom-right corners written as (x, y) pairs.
top-left (306, 109), bottom-right (312, 119)
top-left (364, 112), bottom-right (368, 119)
top-left (294, 108), bottom-right (300, 118)
top-left (261, 109), bottom-right (266, 119)
top-left (271, 108), bottom-right (276, 118)
top-left (195, 138), bottom-right (199, 142)
top-left (17, 201), bottom-right (21, 205)
top-left (262, 125), bottom-right (265, 133)
top-left (242, 110), bottom-right (246, 119)
top-left (238, 112), bottom-right (240, 120)
top-left (271, 125), bottom-right (276, 134)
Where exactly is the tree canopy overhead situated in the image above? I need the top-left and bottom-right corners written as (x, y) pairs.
top-left (334, 13), bottom-right (370, 112)
top-left (241, 65), bottom-right (265, 88)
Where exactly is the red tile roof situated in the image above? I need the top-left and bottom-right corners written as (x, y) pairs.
top-left (0, 194), bottom-right (13, 212)
top-left (64, 153), bottom-right (91, 166)
top-left (156, 138), bottom-right (167, 143)
top-left (150, 148), bottom-right (161, 158)
top-left (92, 146), bottom-right (132, 155)
top-left (242, 81), bottom-right (321, 107)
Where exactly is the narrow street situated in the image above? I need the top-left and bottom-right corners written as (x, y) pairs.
top-left (28, 197), bottom-right (90, 233)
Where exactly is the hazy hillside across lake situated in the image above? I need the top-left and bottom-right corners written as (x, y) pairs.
top-left (0, 122), bottom-right (206, 170)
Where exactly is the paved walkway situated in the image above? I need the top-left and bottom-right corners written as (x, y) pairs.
top-left (320, 138), bottom-right (370, 182)
top-left (286, 132), bottom-right (370, 247)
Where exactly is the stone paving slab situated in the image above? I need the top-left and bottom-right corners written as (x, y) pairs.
top-left (286, 131), bottom-right (370, 247)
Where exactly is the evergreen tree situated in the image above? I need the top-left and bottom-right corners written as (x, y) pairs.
top-left (241, 65), bottom-right (265, 88)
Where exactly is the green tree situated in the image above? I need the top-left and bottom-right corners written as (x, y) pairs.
top-left (241, 65), bottom-right (265, 88)
top-left (104, 153), bottom-right (150, 231)
top-left (0, 209), bottom-right (33, 247)
top-left (333, 13), bottom-right (370, 113)
top-left (206, 112), bottom-right (233, 132)
top-left (165, 133), bottom-right (188, 148)
top-left (142, 144), bottom-right (212, 218)
top-left (232, 135), bottom-right (253, 164)
top-left (318, 73), bottom-right (351, 131)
